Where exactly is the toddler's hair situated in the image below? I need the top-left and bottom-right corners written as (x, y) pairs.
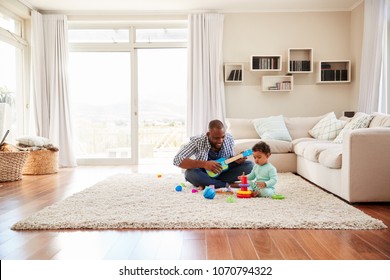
top-left (252, 141), bottom-right (271, 154)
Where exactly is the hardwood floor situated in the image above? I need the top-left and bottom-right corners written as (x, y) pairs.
top-left (0, 165), bottom-right (389, 260)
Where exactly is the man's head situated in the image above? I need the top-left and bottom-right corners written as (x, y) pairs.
top-left (207, 120), bottom-right (225, 150)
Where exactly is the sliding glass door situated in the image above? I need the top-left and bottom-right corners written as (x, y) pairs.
top-left (137, 48), bottom-right (187, 164)
top-left (68, 52), bottom-right (133, 164)
top-left (68, 25), bottom-right (187, 165)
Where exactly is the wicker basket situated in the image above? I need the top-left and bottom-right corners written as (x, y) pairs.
top-left (22, 149), bottom-right (59, 175)
top-left (0, 151), bottom-right (29, 182)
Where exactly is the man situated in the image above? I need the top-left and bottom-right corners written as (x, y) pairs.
top-left (173, 119), bottom-right (253, 188)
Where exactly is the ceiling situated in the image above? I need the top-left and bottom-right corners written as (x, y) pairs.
top-left (22, 0), bottom-right (363, 14)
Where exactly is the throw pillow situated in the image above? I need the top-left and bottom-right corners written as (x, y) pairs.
top-left (17, 136), bottom-right (51, 147)
top-left (333, 114), bottom-right (374, 143)
top-left (308, 112), bottom-right (346, 141)
top-left (252, 115), bottom-right (292, 142)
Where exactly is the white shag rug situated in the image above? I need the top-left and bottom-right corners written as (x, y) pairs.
top-left (12, 173), bottom-right (387, 230)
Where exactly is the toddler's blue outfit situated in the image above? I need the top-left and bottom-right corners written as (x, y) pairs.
top-left (247, 163), bottom-right (277, 197)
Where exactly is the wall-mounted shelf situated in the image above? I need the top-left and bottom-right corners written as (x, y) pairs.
top-left (251, 55), bottom-right (282, 71)
top-left (317, 60), bottom-right (351, 83)
top-left (262, 75), bottom-right (293, 92)
top-left (288, 48), bottom-right (313, 73)
top-left (224, 63), bottom-right (243, 82)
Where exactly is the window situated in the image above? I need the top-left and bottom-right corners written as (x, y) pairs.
top-left (69, 52), bottom-right (132, 160)
top-left (68, 25), bottom-right (187, 164)
top-left (136, 28), bottom-right (187, 43)
top-left (68, 29), bottom-right (129, 43)
top-left (0, 9), bottom-right (24, 141)
top-left (137, 48), bottom-right (187, 163)
top-left (0, 10), bottom-right (22, 36)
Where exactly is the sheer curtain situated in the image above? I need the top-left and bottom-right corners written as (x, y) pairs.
top-left (187, 13), bottom-right (225, 136)
top-left (31, 11), bottom-right (76, 167)
top-left (357, 0), bottom-right (388, 113)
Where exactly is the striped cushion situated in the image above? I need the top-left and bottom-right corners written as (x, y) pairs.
top-left (252, 115), bottom-right (292, 142)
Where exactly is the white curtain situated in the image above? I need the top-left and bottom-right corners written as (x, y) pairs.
top-left (187, 13), bottom-right (225, 136)
top-left (31, 11), bottom-right (76, 167)
top-left (357, 0), bottom-right (388, 113)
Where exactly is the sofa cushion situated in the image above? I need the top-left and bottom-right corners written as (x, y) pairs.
top-left (333, 113), bottom-right (374, 143)
top-left (252, 115), bottom-right (292, 142)
top-left (226, 118), bottom-right (259, 139)
top-left (369, 112), bottom-right (390, 128)
top-left (284, 113), bottom-right (328, 140)
top-left (318, 146), bottom-right (342, 169)
top-left (308, 112), bottom-right (346, 141)
top-left (293, 139), bottom-right (321, 157)
top-left (234, 139), bottom-right (293, 154)
top-left (302, 142), bottom-right (339, 163)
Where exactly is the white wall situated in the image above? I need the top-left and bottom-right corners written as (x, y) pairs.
top-left (223, 9), bottom-right (363, 118)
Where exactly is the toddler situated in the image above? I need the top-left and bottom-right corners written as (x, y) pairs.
top-left (240, 141), bottom-right (277, 197)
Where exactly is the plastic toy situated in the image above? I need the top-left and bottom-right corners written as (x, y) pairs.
top-left (272, 194), bottom-right (285, 200)
top-left (237, 174), bottom-right (252, 198)
top-left (203, 186), bottom-right (216, 199)
top-left (226, 196), bottom-right (235, 203)
top-left (215, 186), bottom-right (234, 195)
top-left (175, 185), bottom-right (182, 192)
top-left (156, 173), bottom-right (162, 178)
top-left (191, 189), bottom-right (198, 193)
top-left (206, 149), bottom-right (253, 178)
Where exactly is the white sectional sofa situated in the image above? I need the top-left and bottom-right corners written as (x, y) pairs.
top-left (226, 112), bottom-right (390, 203)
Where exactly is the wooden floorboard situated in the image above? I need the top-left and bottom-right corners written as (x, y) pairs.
top-left (0, 166), bottom-right (389, 260)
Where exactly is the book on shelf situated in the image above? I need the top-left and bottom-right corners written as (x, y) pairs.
top-left (252, 57), bottom-right (260, 69)
top-left (253, 57), bottom-right (280, 70)
top-left (268, 80), bottom-right (291, 91)
top-left (290, 60), bottom-right (311, 71)
top-left (233, 70), bottom-right (239, 80)
top-left (238, 69), bottom-right (242, 80)
top-left (228, 70), bottom-right (235, 80)
top-left (321, 69), bottom-right (348, 81)
top-left (227, 69), bottom-right (242, 81)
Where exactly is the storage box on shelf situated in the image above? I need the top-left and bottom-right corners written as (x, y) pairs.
top-left (288, 48), bottom-right (313, 73)
top-left (224, 63), bottom-right (243, 82)
top-left (262, 75), bottom-right (293, 92)
top-left (250, 55), bottom-right (282, 71)
top-left (317, 60), bottom-right (351, 83)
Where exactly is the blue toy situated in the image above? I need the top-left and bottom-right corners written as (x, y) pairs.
top-left (203, 186), bottom-right (216, 199)
top-left (206, 149), bottom-right (253, 178)
top-left (175, 185), bottom-right (182, 192)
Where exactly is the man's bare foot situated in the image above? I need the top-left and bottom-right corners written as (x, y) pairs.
top-left (229, 183), bottom-right (240, 188)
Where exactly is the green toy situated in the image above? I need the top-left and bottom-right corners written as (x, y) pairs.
top-left (272, 194), bottom-right (285, 200)
top-left (226, 196), bottom-right (235, 203)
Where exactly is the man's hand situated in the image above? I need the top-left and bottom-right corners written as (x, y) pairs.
top-left (235, 157), bottom-right (246, 164)
top-left (235, 151), bottom-right (247, 164)
top-left (204, 161), bottom-right (222, 174)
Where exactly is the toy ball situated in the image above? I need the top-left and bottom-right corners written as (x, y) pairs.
top-left (175, 185), bottom-right (182, 192)
top-left (203, 187), bottom-right (216, 199)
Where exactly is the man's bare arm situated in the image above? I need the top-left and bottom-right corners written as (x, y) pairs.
top-left (179, 158), bottom-right (222, 174)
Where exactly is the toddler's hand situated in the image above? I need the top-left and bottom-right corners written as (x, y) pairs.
top-left (237, 172), bottom-right (245, 181)
top-left (256, 182), bottom-right (266, 188)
